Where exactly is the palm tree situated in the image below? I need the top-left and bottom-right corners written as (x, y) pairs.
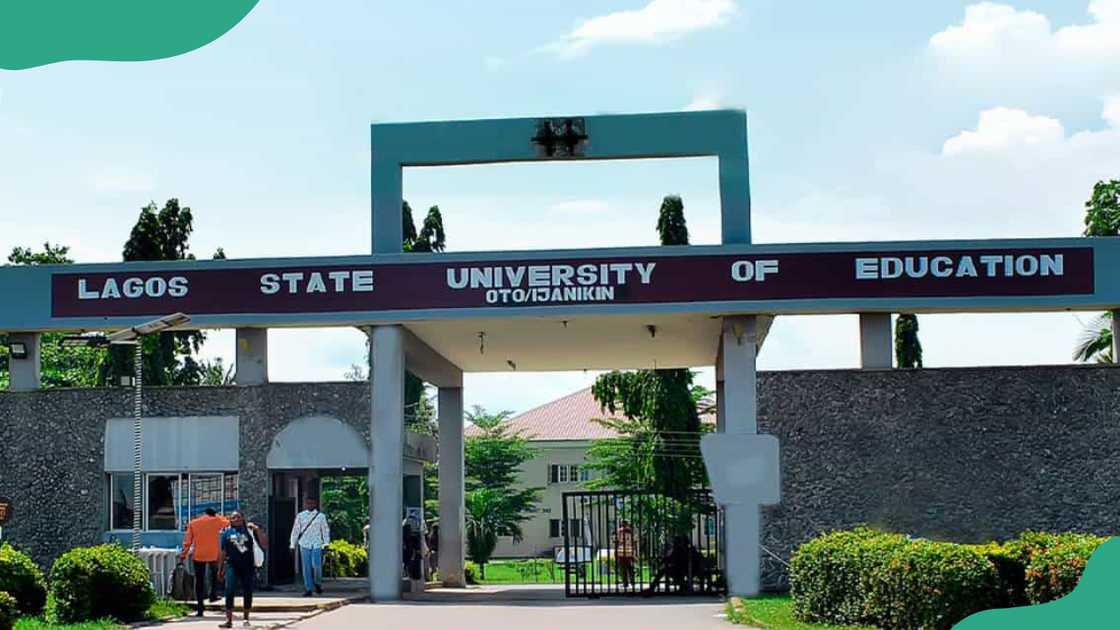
top-left (465, 488), bottom-right (511, 580)
top-left (1074, 312), bottom-right (1114, 363)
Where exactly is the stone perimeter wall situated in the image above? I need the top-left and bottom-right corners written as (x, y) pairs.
top-left (2, 366), bottom-right (1119, 588)
top-left (0, 382), bottom-right (371, 568)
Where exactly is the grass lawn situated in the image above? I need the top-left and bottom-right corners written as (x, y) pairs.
top-left (726, 596), bottom-right (875, 630)
top-left (473, 559), bottom-right (563, 584)
top-left (12, 598), bottom-right (189, 630)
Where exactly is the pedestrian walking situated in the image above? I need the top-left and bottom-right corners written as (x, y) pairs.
top-left (179, 508), bottom-right (229, 617)
top-left (217, 511), bottom-right (268, 629)
top-left (289, 497), bottom-right (330, 596)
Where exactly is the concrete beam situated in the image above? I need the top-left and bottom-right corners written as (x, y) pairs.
top-left (369, 325), bottom-right (405, 601)
top-left (234, 328), bottom-right (269, 385)
top-left (401, 329), bottom-right (463, 388)
top-left (7, 332), bottom-right (41, 391)
top-left (437, 386), bottom-right (466, 587)
top-left (859, 313), bottom-right (892, 369)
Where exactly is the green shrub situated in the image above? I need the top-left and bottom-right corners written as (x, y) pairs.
top-left (325, 540), bottom-right (368, 578)
top-left (464, 561), bottom-right (478, 585)
top-left (0, 544), bottom-right (46, 616)
top-left (1024, 534), bottom-right (1107, 604)
top-left (969, 542), bottom-right (1027, 608)
top-left (866, 540), bottom-right (1000, 630)
top-left (48, 544), bottom-right (154, 623)
top-left (789, 527), bottom-right (909, 625)
top-left (0, 591), bottom-right (17, 630)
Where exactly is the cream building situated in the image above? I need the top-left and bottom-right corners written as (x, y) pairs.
top-left (466, 388), bottom-right (622, 559)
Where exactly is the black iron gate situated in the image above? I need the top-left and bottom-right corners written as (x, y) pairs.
top-left (561, 490), bottom-right (725, 597)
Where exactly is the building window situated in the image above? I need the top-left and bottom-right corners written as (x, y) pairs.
top-left (109, 473), bottom-right (135, 530)
top-left (146, 475), bottom-right (182, 531)
top-left (549, 518), bottom-right (584, 538)
top-left (549, 464), bottom-right (590, 484)
top-left (108, 471), bottom-right (238, 531)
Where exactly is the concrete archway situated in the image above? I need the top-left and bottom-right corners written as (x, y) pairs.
top-left (267, 415), bottom-right (368, 470)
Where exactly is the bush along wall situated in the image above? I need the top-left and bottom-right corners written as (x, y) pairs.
top-left (789, 528), bottom-right (1110, 630)
top-left (0, 591), bottom-right (18, 630)
top-left (48, 544), bottom-right (155, 624)
top-left (0, 544), bottom-right (46, 617)
top-left (325, 540), bottom-right (368, 578)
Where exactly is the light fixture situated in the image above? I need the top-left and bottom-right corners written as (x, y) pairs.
top-left (59, 334), bottom-right (110, 348)
top-left (646, 325), bottom-right (657, 339)
top-left (7, 341), bottom-right (28, 360)
top-left (506, 359), bottom-right (517, 370)
top-left (477, 332), bottom-right (486, 355)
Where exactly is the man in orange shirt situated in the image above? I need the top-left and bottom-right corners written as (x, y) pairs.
top-left (180, 508), bottom-right (230, 617)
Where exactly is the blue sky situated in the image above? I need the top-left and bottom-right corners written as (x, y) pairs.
top-left (2, 1), bottom-right (1119, 413)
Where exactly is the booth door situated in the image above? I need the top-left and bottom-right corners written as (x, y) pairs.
top-left (268, 497), bottom-right (297, 585)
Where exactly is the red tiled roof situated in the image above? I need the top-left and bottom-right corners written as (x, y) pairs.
top-left (465, 387), bottom-right (716, 442)
top-left (465, 388), bottom-right (623, 441)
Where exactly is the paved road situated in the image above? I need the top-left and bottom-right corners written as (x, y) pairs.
top-left (289, 600), bottom-right (732, 630)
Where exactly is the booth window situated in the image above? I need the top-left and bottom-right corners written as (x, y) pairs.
top-left (549, 518), bottom-right (583, 538)
top-left (107, 471), bottom-right (239, 531)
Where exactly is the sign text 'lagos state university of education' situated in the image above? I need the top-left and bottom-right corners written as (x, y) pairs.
top-left (51, 247), bottom-right (1093, 318)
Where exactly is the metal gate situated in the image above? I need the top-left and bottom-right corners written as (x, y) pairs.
top-left (560, 490), bottom-right (725, 597)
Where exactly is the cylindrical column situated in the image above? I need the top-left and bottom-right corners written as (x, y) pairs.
top-left (7, 332), bottom-right (41, 391)
top-left (235, 328), bottom-right (269, 385)
top-left (369, 325), bottom-right (405, 601)
top-left (859, 313), bottom-right (892, 369)
top-left (437, 387), bottom-right (466, 587)
top-left (720, 315), bottom-right (761, 597)
top-left (1112, 310), bottom-right (1119, 363)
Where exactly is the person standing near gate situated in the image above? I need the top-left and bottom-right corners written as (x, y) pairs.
top-left (289, 497), bottom-right (330, 597)
top-left (179, 508), bottom-right (229, 617)
top-left (615, 520), bottom-right (637, 588)
top-left (216, 511), bottom-right (268, 629)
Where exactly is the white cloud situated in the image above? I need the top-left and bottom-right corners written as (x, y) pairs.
top-left (941, 107), bottom-right (1065, 155)
top-left (929, 1), bottom-right (1120, 69)
top-left (684, 93), bottom-right (724, 111)
top-left (547, 0), bottom-right (737, 57)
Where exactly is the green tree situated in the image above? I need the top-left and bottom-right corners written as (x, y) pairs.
top-left (320, 476), bottom-right (369, 544)
top-left (1075, 179), bottom-right (1119, 363)
top-left (401, 201), bottom-right (447, 429)
top-left (586, 195), bottom-right (707, 499)
top-left (463, 406), bottom-right (540, 576)
top-left (0, 243), bottom-right (102, 389)
top-left (895, 314), bottom-right (923, 368)
top-left (99, 199), bottom-right (225, 386)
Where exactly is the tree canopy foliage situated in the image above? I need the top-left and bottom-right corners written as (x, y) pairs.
top-left (894, 314), bottom-right (923, 368)
top-left (586, 195), bottom-right (709, 499)
top-left (1076, 179), bottom-right (1119, 363)
top-left (463, 406), bottom-right (540, 576)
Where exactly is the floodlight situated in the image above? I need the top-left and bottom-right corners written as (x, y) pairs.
top-left (7, 341), bottom-right (28, 359)
top-left (106, 312), bottom-right (191, 343)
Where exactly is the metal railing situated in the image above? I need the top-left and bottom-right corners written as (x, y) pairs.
top-left (561, 489), bottom-right (725, 597)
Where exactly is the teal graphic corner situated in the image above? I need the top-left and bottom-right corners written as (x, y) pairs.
top-left (955, 537), bottom-right (1120, 629)
top-left (0, 1), bottom-right (259, 70)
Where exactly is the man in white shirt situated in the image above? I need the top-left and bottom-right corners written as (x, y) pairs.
top-left (289, 497), bottom-right (330, 596)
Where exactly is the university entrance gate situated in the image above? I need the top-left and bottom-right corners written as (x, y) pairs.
top-left (2, 110), bottom-right (1118, 600)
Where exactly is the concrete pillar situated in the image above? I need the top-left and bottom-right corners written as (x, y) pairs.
top-left (720, 316), bottom-right (760, 596)
top-left (1112, 310), bottom-right (1119, 363)
top-left (437, 386), bottom-right (466, 587)
top-left (7, 332), bottom-right (41, 391)
top-left (859, 313), bottom-right (892, 369)
top-left (235, 328), bottom-right (269, 385)
top-left (369, 325), bottom-right (405, 601)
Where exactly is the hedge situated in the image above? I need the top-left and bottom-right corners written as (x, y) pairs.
top-left (48, 544), bottom-right (154, 624)
top-left (789, 527), bottom-right (908, 625)
top-left (1023, 533), bottom-right (1106, 604)
top-left (866, 540), bottom-right (1000, 630)
top-left (325, 540), bottom-right (368, 578)
top-left (0, 592), bottom-right (17, 630)
top-left (0, 544), bottom-right (46, 616)
top-left (790, 528), bottom-right (1111, 630)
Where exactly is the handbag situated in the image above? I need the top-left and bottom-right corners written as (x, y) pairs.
top-left (170, 562), bottom-right (193, 601)
top-left (252, 529), bottom-right (266, 568)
